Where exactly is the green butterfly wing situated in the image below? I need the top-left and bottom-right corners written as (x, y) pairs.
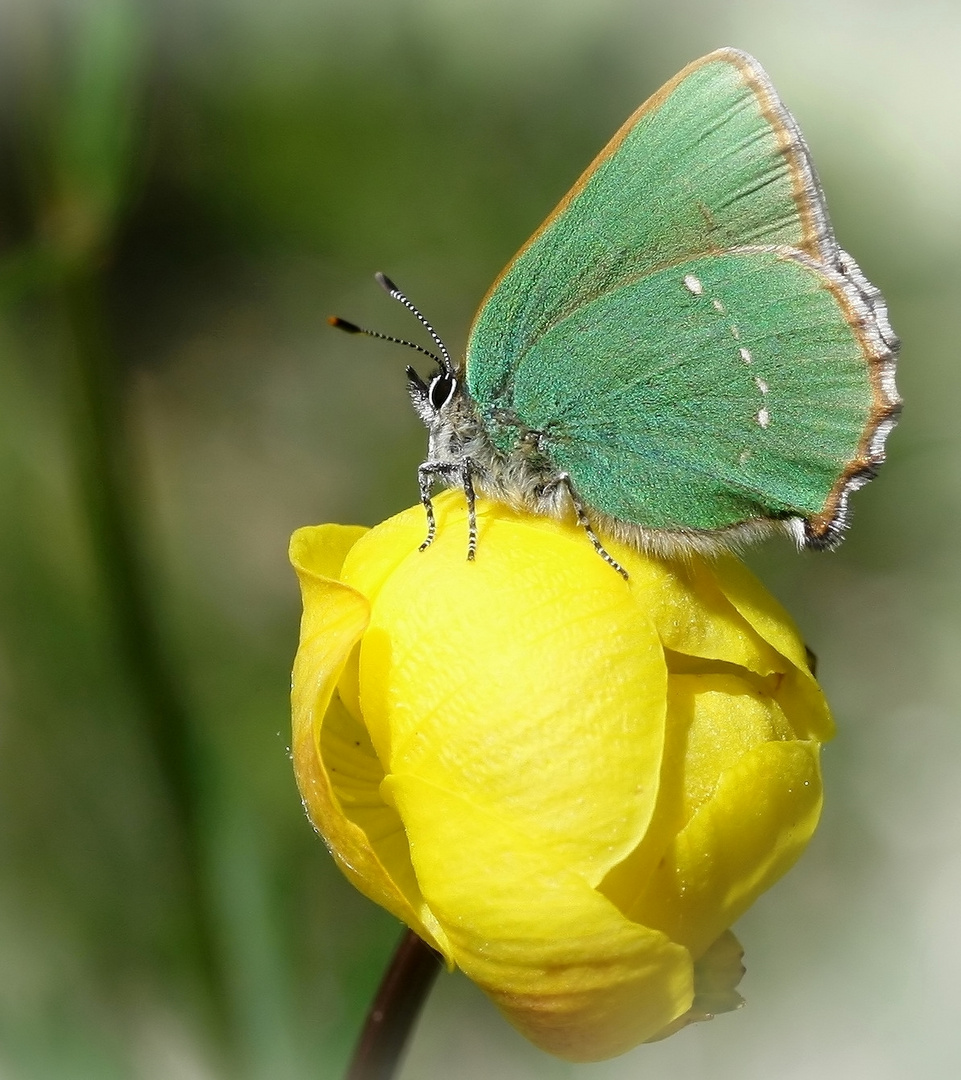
top-left (504, 249), bottom-right (887, 534)
top-left (465, 49), bottom-right (899, 543)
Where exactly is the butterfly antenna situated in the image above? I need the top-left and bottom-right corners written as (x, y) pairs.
top-left (375, 272), bottom-right (455, 374)
top-left (327, 316), bottom-right (444, 367)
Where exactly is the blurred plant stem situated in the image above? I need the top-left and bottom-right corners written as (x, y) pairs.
top-left (60, 263), bottom-right (235, 1061)
top-left (0, 0), bottom-right (240, 1065)
top-left (346, 929), bottom-right (442, 1080)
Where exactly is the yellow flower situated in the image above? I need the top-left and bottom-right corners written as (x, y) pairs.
top-left (290, 491), bottom-right (832, 1062)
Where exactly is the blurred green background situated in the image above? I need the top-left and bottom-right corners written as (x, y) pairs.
top-left (0, 0), bottom-right (956, 1077)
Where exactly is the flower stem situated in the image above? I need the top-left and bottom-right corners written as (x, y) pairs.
top-left (346, 929), bottom-right (443, 1080)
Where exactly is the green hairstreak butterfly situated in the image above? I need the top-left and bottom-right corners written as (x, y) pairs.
top-left (331, 48), bottom-right (900, 577)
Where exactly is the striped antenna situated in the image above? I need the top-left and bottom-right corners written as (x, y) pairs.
top-left (327, 316), bottom-right (445, 367)
top-left (374, 272), bottom-right (454, 374)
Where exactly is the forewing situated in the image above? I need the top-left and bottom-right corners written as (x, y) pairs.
top-left (467, 49), bottom-right (835, 405)
top-left (501, 249), bottom-right (897, 538)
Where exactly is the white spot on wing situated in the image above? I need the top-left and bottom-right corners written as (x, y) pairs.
top-left (739, 347), bottom-right (752, 364)
top-left (755, 377), bottom-right (769, 394)
top-left (712, 298), bottom-right (725, 313)
top-left (756, 407), bottom-right (771, 429)
top-left (730, 325), bottom-right (740, 340)
top-left (683, 274), bottom-right (703, 296)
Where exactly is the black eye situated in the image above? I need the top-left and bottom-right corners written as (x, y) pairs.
top-left (429, 372), bottom-right (457, 411)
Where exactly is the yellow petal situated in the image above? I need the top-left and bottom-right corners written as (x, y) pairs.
top-left (668, 674), bottom-right (794, 821)
top-left (601, 538), bottom-right (791, 678)
top-left (318, 694), bottom-right (449, 954)
top-left (710, 553), bottom-right (812, 674)
top-left (625, 739), bottom-right (822, 958)
top-left (598, 672), bottom-right (793, 912)
top-left (289, 523), bottom-right (371, 727)
top-left (290, 523), bottom-right (368, 583)
top-left (766, 664), bottom-right (834, 742)
top-left (383, 771), bottom-right (693, 1063)
top-left (289, 524), bottom-right (446, 952)
top-left (350, 497), bottom-right (669, 886)
top-left (710, 553), bottom-right (834, 741)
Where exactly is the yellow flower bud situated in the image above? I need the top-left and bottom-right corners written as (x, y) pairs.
top-left (290, 491), bottom-right (832, 1062)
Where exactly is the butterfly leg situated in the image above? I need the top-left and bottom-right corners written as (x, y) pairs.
top-left (417, 460), bottom-right (477, 561)
top-left (417, 462), bottom-right (441, 551)
top-left (462, 464), bottom-right (477, 561)
top-left (554, 472), bottom-right (628, 580)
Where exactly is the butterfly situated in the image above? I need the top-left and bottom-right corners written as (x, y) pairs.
top-left (331, 48), bottom-right (900, 578)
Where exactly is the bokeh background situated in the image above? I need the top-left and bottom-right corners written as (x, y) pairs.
top-left (0, 0), bottom-right (957, 1077)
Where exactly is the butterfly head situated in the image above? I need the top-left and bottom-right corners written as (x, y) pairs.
top-left (405, 360), bottom-right (485, 477)
top-left (329, 272), bottom-right (477, 458)
top-left (406, 363), bottom-right (459, 421)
